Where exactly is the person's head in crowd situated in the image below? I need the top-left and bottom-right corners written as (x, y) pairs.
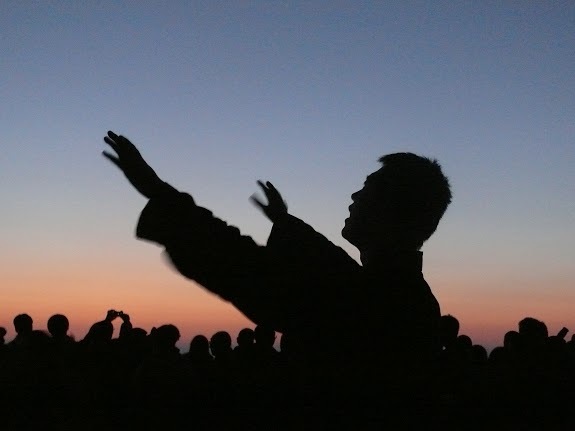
top-left (254, 325), bottom-right (276, 349)
top-left (210, 331), bottom-right (232, 358)
top-left (131, 327), bottom-right (148, 339)
top-left (188, 335), bottom-right (212, 358)
top-left (518, 317), bottom-right (548, 346)
top-left (236, 327), bottom-right (255, 349)
top-left (151, 324), bottom-right (181, 350)
top-left (439, 314), bottom-right (460, 349)
top-left (471, 344), bottom-right (488, 362)
top-left (47, 314), bottom-right (70, 339)
top-left (503, 330), bottom-right (521, 351)
top-left (456, 334), bottom-right (473, 351)
top-left (13, 313), bottom-right (33, 336)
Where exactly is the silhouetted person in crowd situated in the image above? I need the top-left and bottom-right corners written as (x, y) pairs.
top-left (253, 325), bottom-right (279, 363)
top-left (207, 330), bottom-right (238, 408)
top-left (504, 330), bottom-right (521, 352)
top-left (471, 344), bottom-right (488, 362)
top-left (78, 309), bottom-right (124, 404)
top-left (250, 324), bottom-right (281, 407)
top-left (46, 313), bottom-right (77, 368)
top-left (102, 130), bottom-right (452, 417)
top-left (233, 327), bottom-right (255, 370)
top-left (82, 310), bottom-right (116, 347)
top-left (132, 327), bottom-right (148, 338)
top-left (235, 327), bottom-right (255, 352)
top-left (210, 331), bottom-right (233, 363)
top-left (518, 317), bottom-right (548, 350)
top-left (132, 323), bottom-right (191, 427)
top-left (119, 326), bottom-right (148, 363)
top-left (181, 334), bottom-right (215, 412)
top-left (10, 313), bottom-right (34, 349)
top-left (47, 314), bottom-right (74, 342)
top-left (186, 334), bottom-right (213, 366)
top-left (456, 334), bottom-right (473, 353)
top-left (439, 314), bottom-right (460, 352)
top-left (116, 310), bottom-right (133, 339)
top-left (149, 324), bottom-right (181, 356)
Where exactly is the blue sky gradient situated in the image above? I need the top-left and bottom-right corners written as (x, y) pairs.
top-left (1, 1), bottom-right (574, 350)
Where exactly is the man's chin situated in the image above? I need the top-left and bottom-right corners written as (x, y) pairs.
top-left (341, 223), bottom-right (354, 243)
top-left (341, 222), bottom-right (349, 238)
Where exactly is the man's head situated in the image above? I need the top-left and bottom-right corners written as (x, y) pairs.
top-left (237, 327), bottom-right (255, 347)
top-left (210, 331), bottom-right (232, 358)
top-left (152, 324), bottom-right (181, 349)
top-left (189, 334), bottom-right (210, 354)
top-left (47, 314), bottom-right (70, 338)
top-left (254, 325), bottom-right (276, 348)
top-left (13, 313), bottom-right (33, 335)
top-left (342, 153), bottom-right (452, 252)
top-left (518, 317), bottom-right (548, 343)
top-left (439, 314), bottom-right (460, 347)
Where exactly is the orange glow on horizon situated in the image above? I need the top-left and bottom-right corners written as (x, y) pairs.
top-left (2, 256), bottom-right (574, 353)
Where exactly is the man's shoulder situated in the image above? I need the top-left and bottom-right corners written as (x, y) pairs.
top-left (269, 214), bottom-right (360, 267)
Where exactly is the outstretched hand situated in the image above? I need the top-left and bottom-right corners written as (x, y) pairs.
top-left (103, 131), bottom-right (164, 199)
top-left (250, 180), bottom-right (288, 223)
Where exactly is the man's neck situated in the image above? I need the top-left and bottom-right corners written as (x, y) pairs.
top-left (360, 247), bottom-right (420, 267)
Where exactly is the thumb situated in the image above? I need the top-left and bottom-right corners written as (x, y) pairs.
top-left (250, 194), bottom-right (266, 211)
top-left (102, 151), bottom-right (123, 170)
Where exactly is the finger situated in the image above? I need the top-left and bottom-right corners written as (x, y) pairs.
top-left (249, 194), bottom-right (267, 210)
top-left (103, 136), bottom-right (119, 150)
top-left (102, 151), bottom-right (123, 169)
top-left (116, 134), bottom-right (139, 153)
top-left (256, 180), bottom-right (269, 193)
top-left (266, 182), bottom-right (282, 197)
top-left (265, 183), bottom-right (282, 202)
top-left (106, 131), bottom-right (121, 146)
top-left (118, 135), bottom-right (133, 145)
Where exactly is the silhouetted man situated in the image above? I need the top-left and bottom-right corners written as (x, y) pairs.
top-left (233, 327), bottom-right (255, 365)
top-left (47, 313), bottom-right (76, 359)
top-left (47, 314), bottom-right (72, 341)
top-left (102, 131), bottom-right (452, 409)
top-left (10, 313), bottom-right (34, 349)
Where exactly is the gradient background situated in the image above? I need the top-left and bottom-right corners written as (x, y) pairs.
top-left (1, 1), bottom-right (574, 352)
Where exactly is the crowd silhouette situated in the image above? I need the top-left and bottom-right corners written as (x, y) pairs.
top-left (1, 312), bottom-right (575, 429)
top-left (1, 129), bottom-right (573, 429)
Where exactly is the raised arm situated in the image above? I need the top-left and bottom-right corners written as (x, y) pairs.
top-left (101, 135), bottom-right (359, 334)
top-left (102, 130), bottom-right (175, 198)
top-left (250, 180), bottom-right (288, 223)
top-left (100, 134), bottom-right (290, 328)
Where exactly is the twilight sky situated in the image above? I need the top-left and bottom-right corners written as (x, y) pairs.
top-left (1, 1), bottom-right (574, 351)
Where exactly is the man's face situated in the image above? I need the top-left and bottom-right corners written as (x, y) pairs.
top-left (342, 168), bottom-right (388, 248)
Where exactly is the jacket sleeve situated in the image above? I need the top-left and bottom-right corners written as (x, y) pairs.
top-left (266, 214), bottom-right (362, 329)
top-left (267, 214), bottom-right (360, 277)
top-left (135, 188), bottom-right (360, 332)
